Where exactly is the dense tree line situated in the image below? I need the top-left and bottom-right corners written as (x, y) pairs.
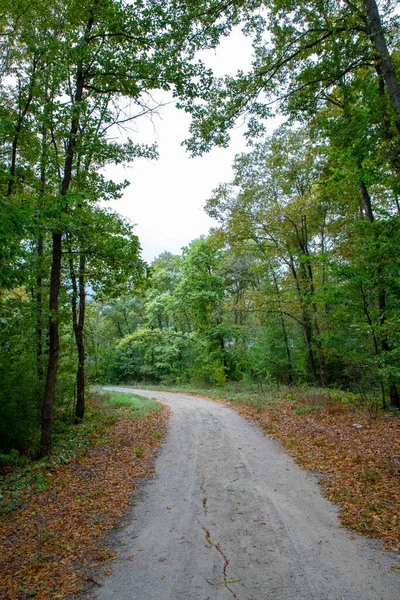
top-left (1, 0), bottom-right (399, 458)
top-left (88, 0), bottom-right (400, 408)
top-left (0, 0), bottom-right (255, 456)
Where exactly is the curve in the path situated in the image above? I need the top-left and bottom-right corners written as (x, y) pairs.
top-left (86, 388), bottom-right (399, 600)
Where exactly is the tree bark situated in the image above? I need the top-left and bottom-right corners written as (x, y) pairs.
top-left (40, 231), bottom-right (61, 456)
top-left (289, 256), bottom-right (318, 385)
top-left (304, 316), bottom-right (319, 386)
top-left (363, 0), bottom-right (400, 132)
top-left (68, 248), bottom-right (86, 423)
top-left (305, 260), bottom-right (326, 387)
top-left (272, 271), bottom-right (293, 384)
top-left (378, 286), bottom-right (400, 408)
top-left (36, 122), bottom-right (48, 383)
top-left (6, 57), bottom-right (37, 197)
top-left (360, 284), bottom-right (387, 409)
top-left (359, 177), bottom-right (375, 223)
top-left (298, 215), bottom-right (325, 386)
top-left (358, 178), bottom-right (399, 407)
top-left (40, 57), bottom-right (86, 455)
top-left (36, 234), bottom-right (44, 382)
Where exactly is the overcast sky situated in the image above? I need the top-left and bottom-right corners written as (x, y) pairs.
top-left (103, 29), bottom-right (280, 263)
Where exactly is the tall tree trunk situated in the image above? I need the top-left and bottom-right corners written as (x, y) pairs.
top-left (38, 0), bottom-right (97, 453)
top-left (363, 0), bottom-right (400, 132)
top-left (359, 177), bottom-right (400, 407)
top-left (360, 285), bottom-right (387, 409)
top-left (75, 252), bottom-right (86, 422)
top-left (289, 256), bottom-right (318, 385)
top-left (36, 122), bottom-right (48, 383)
top-left (40, 68), bottom-right (86, 456)
top-left (68, 247), bottom-right (86, 423)
top-left (312, 312), bottom-right (325, 387)
top-left (40, 231), bottom-right (62, 456)
top-left (36, 234), bottom-right (44, 382)
top-left (378, 285), bottom-right (400, 408)
top-left (304, 260), bottom-right (326, 387)
top-left (303, 316), bottom-right (319, 386)
top-left (272, 271), bottom-right (293, 384)
top-left (359, 177), bottom-right (375, 223)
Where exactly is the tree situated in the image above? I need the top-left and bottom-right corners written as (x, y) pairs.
top-left (66, 205), bottom-right (145, 421)
top-left (184, 0), bottom-right (400, 154)
top-left (207, 126), bottom-right (330, 384)
top-left (2, 0), bottom-right (264, 454)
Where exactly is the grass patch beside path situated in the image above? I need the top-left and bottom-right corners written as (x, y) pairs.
top-left (141, 383), bottom-right (400, 553)
top-left (0, 391), bottom-right (170, 600)
top-left (107, 390), bottom-right (162, 415)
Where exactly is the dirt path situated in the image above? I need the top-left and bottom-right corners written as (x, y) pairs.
top-left (88, 388), bottom-right (399, 600)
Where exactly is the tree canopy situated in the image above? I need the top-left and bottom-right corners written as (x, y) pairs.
top-left (1, 0), bottom-right (400, 459)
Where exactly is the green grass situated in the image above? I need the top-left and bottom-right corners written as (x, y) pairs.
top-left (126, 382), bottom-right (277, 410)
top-left (122, 381), bottom-right (377, 413)
top-left (105, 391), bottom-right (162, 416)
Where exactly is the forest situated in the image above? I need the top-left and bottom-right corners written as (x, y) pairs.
top-left (1, 0), bottom-right (400, 459)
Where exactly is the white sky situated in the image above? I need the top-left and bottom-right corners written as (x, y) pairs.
top-left (104, 29), bottom-right (280, 263)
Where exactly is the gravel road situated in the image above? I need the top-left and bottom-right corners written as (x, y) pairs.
top-left (87, 388), bottom-right (399, 600)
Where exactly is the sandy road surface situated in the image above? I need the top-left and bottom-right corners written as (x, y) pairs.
top-left (86, 388), bottom-right (399, 600)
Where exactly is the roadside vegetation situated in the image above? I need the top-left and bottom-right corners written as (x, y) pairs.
top-left (0, 390), bottom-right (169, 600)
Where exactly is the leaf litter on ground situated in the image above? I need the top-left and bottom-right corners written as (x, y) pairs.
top-left (0, 391), bottom-right (170, 599)
top-left (162, 384), bottom-right (399, 554)
top-left (196, 389), bottom-right (400, 553)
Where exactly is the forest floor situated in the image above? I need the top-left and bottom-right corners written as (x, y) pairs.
top-left (160, 384), bottom-right (400, 554)
top-left (1, 386), bottom-right (399, 600)
top-left (0, 392), bottom-right (170, 600)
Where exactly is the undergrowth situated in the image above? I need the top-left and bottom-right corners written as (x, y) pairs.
top-left (131, 381), bottom-right (382, 414)
top-left (0, 390), bottom-right (169, 599)
top-left (0, 391), bottom-right (155, 516)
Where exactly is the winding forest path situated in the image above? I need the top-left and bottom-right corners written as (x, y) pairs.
top-left (88, 388), bottom-right (399, 600)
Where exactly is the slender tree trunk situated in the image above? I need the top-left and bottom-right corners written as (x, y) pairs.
top-left (304, 316), bottom-right (319, 386)
top-left (305, 260), bottom-right (326, 387)
top-left (363, 0), bottom-right (400, 132)
top-left (272, 271), bottom-right (293, 384)
top-left (68, 243), bottom-right (87, 422)
top-left (357, 161), bottom-right (375, 223)
top-left (360, 285), bottom-right (387, 410)
top-left (75, 252), bottom-right (86, 421)
top-left (40, 72), bottom-right (85, 456)
top-left (296, 215), bottom-right (326, 386)
top-left (289, 257), bottom-right (318, 384)
top-left (38, 0), bottom-right (97, 455)
top-left (359, 178), bottom-right (400, 407)
top-left (36, 122), bottom-right (48, 383)
top-left (36, 234), bottom-right (44, 382)
top-left (378, 286), bottom-right (400, 408)
top-left (312, 313), bottom-right (325, 387)
top-left (40, 231), bottom-right (62, 456)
